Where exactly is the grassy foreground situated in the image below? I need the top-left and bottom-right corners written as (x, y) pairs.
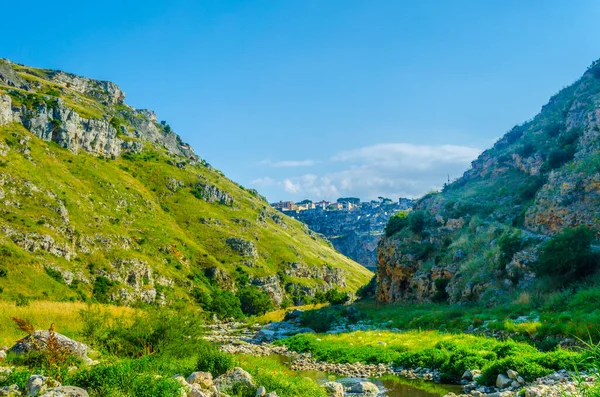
top-left (276, 330), bottom-right (585, 385)
top-left (0, 304), bottom-right (331, 397)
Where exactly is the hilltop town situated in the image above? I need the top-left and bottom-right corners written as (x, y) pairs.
top-left (272, 197), bottom-right (414, 269)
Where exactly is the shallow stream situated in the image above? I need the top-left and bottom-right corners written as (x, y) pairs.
top-left (271, 354), bottom-right (462, 397)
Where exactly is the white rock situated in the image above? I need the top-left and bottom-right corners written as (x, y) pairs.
top-left (256, 386), bottom-right (266, 397)
top-left (350, 381), bottom-right (379, 395)
top-left (186, 372), bottom-right (213, 389)
top-left (322, 381), bottom-right (344, 397)
top-left (496, 374), bottom-right (512, 389)
top-left (507, 369), bottom-right (518, 380)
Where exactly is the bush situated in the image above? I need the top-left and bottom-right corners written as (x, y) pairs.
top-left (357, 277), bottom-right (377, 300)
top-left (300, 309), bottom-right (339, 333)
top-left (92, 276), bottom-right (114, 303)
top-left (497, 231), bottom-right (524, 270)
top-left (325, 289), bottom-right (350, 305)
top-left (385, 212), bottom-right (408, 237)
top-left (408, 210), bottom-right (427, 235)
top-left (237, 287), bottom-right (274, 316)
top-left (533, 226), bottom-right (599, 285)
top-left (196, 344), bottom-right (235, 376)
top-left (0, 268), bottom-right (7, 277)
top-left (209, 290), bottom-right (243, 320)
top-left (80, 306), bottom-right (205, 358)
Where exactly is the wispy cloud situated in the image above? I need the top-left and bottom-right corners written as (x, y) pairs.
top-left (251, 143), bottom-right (482, 201)
top-left (260, 159), bottom-right (317, 167)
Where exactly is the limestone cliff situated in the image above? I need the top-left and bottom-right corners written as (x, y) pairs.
top-left (377, 59), bottom-right (600, 304)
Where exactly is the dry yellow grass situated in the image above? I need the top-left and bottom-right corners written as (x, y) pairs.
top-left (0, 301), bottom-right (136, 347)
top-left (254, 303), bottom-right (328, 324)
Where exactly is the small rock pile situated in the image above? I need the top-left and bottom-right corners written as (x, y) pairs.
top-left (175, 367), bottom-right (280, 397)
top-left (0, 374), bottom-right (88, 397)
top-left (446, 369), bottom-right (596, 397)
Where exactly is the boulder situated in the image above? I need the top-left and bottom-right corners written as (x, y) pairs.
top-left (507, 369), bottom-right (518, 380)
top-left (186, 372), bottom-right (213, 389)
top-left (38, 386), bottom-right (88, 397)
top-left (214, 367), bottom-right (256, 392)
top-left (11, 332), bottom-right (90, 363)
top-left (188, 386), bottom-right (210, 397)
top-left (496, 374), bottom-right (512, 389)
top-left (322, 381), bottom-right (344, 397)
top-left (26, 375), bottom-right (61, 397)
top-left (255, 386), bottom-right (266, 396)
top-left (265, 393), bottom-right (278, 397)
top-left (349, 381), bottom-right (379, 395)
top-left (0, 385), bottom-right (20, 396)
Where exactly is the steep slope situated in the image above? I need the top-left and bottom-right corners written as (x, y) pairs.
top-left (377, 59), bottom-right (600, 304)
top-left (0, 59), bottom-right (372, 308)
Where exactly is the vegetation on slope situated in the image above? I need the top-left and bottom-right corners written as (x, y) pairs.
top-left (0, 59), bottom-right (372, 314)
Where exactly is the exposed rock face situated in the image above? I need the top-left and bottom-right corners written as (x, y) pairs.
top-left (48, 70), bottom-right (125, 105)
top-left (193, 182), bottom-right (234, 205)
top-left (0, 60), bottom-right (196, 160)
top-left (284, 262), bottom-right (347, 288)
top-left (377, 59), bottom-right (600, 304)
top-left (251, 275), bottom-right (284, 305)
top-left (226, 237), bottom-right (258, 259)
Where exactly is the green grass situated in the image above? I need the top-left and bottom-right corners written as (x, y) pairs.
top-left (276, 330), bottom-right (581, 384)
top-left (0, 122), bottom-right (371, 309)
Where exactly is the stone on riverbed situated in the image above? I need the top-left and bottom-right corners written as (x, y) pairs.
top-left (349, 381), bottom-right (379, 395)
top-left (322, 381), bottom-right (344, 397)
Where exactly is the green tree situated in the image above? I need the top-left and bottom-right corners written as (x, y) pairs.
top-left (533, 226), bottom-right (599, 285)
top-left (237, 287), bottom-right (274, 316)
top-left (209, 290), bottom-right (243, 320)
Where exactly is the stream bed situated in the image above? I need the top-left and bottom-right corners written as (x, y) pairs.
top-left (271, 353), bottom-right (461, 397)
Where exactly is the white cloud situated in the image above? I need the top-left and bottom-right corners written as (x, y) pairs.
top-left (251, 143), bottom-right (482, 201)
top-left (250, 177), bottom-right (276, 186)
top-left (260, 159), bottom-right (317, 167)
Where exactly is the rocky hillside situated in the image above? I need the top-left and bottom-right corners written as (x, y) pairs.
top-left (0, 58), bottom-right (371, 309)
top-left (377, 59), bottom-right (600, 304)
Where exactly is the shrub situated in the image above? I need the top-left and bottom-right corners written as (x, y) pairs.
top-left (300, 309), bottom-right (339, 333)
top-left (408, 210), bottom-right (427, 235)
top-left (357, 276), bottom-right (377, 300)
top-left (325, 289), bottom-right (350, 305)
top-left (497, 231), bottom-right (524, 270)
top-left (0, 268), bottom-right (7, 277)
top-left (209, 290), bottom-right (243, 320)
top-left (237, 287), bottom-right (274, 316)
top-left (532, 226), bottom-right (599, 285)
top-left (385, 212), bottom-right (408, 237)
top-left (196, 344), bottom-right (234, 376)
top-left (82, 306), bottom-right (205, 358)
top-left (92, 276), bottom-right (114, 303)
top-left (45, 267), bottom-right (64, 283)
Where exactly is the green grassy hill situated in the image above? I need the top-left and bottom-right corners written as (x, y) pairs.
top-left (0, 59), bottom-right (371, 312)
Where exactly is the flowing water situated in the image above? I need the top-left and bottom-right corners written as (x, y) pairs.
top-left (271, 354), bottom-right (462, 397)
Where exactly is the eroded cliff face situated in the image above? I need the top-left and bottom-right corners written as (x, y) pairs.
top-left (0, 58), bottom-right (195, 159)
top-left (377, 60), bottom-right (600, 304)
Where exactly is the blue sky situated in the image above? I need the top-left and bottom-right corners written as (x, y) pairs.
top-left (2, 0), bottom-right (600, 201)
